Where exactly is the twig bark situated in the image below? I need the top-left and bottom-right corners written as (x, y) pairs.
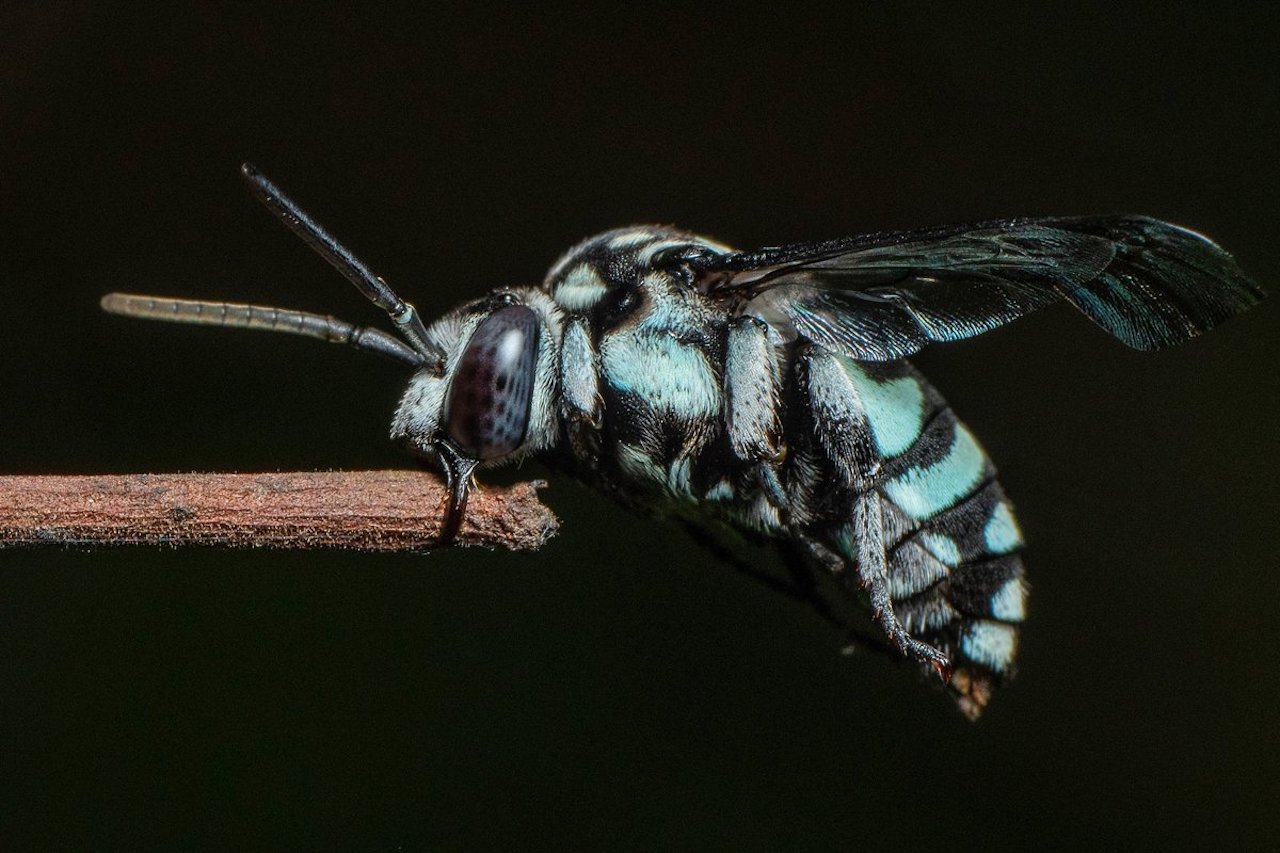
top-left (0, 470), bottom-right (557, 552)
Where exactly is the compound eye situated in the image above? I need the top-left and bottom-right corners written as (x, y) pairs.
top-left (444, 305), bottom-right (540, 460)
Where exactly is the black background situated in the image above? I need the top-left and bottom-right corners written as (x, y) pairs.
top-left (2, 5), bottom-right (1277, 850)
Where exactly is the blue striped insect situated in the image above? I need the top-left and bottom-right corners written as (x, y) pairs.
top-left (102, 165), bottom-right (1263, 718)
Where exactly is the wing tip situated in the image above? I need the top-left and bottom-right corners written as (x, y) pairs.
top-left (1073, 215), bottom-right (1264, 349)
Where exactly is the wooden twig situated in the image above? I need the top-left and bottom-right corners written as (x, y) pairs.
top-left (0, 470), bottom-right (558, 552)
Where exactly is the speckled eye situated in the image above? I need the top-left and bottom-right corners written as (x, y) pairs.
top-left (444, 305), bottom-right (540, 460)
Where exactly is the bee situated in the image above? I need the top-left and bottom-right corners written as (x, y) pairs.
top-left (102, 165), bottom-right (1262, 718)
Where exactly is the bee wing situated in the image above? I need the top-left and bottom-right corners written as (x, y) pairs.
top-left (692, 216), bottom-right (1262, 360)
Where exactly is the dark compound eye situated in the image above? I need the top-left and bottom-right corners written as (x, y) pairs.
top-left (444, 305), bottom-right (540, 460)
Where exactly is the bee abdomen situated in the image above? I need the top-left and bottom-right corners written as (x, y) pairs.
top-left (874, 410), bottom-right (1028, 715)
top-left (882, 476), bottom-right (1027, 639)
top-left (801, 353), bottom-right (1027, 715)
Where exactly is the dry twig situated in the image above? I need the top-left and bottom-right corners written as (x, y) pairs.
top-left (0, 470), bottom-right (557, 552)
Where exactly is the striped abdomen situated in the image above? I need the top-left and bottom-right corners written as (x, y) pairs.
top-left (802, 353), bottom-right (1028, 716)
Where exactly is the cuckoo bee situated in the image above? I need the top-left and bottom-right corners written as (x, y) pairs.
top-left (103, 165), bottom-right (1262, 718)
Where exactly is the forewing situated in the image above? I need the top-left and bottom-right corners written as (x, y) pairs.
top-left (692, 216), bottom-right (1262, 360)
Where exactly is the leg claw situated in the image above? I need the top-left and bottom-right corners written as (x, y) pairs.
top-left (930, 658), bottom-right (953, 684)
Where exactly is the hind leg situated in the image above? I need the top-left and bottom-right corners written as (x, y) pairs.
top-left (798, 492), bottom-right (953, 680)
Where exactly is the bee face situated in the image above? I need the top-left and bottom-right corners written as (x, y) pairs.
top-left (390, 287), bottom-right (565, 468)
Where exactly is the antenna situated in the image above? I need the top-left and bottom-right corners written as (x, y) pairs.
top-left (100, 293), bottom-right (426, 366)
top-left (239, 162), bottom-right (444, 363)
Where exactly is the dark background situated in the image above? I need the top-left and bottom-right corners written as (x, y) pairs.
top-left (2, 4), bottom-right (1277, 850)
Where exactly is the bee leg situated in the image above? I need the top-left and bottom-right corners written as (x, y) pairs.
top-left (856, 492), bottom-right (952, 681)
top-left (828, 493), bottom-right (953, 682)
top-left (753, 465), bottom-right (789, 515)
top-left (781, 531), bottom-right (892, 655)
top-left (771, 543), bottom-right (846, 630)
top-left (780, 533), bottom-right (905, 660)
top-left (433, 438), bottom-right (480, 545)
top-left (681, 522), bottom-right (842, 629)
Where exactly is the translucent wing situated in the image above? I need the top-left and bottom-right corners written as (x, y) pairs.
top-left (685, 216), bottom-right (1263, 360)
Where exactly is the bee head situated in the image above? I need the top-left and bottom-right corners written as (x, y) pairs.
top-left (390, 287), bottom-right (563, 538)
top-left (102, 166), bottom-right (574, 545)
